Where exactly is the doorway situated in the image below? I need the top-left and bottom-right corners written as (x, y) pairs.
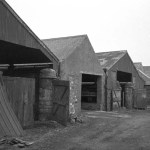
top-left (81, 74), bottom-right (100, 110)
top-left (117, 71), bottom-right (132, 107)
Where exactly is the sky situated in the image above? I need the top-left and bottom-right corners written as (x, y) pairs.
top-left (6, 0), bottom-right (150, 66)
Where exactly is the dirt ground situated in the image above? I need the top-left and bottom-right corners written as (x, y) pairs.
top-left (1, 109), bottom-right (150, 150)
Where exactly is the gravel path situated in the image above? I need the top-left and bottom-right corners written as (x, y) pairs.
top-left (2, 110), bottom-right (150, 150)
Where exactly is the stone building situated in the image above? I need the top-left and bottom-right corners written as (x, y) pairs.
top-left (96, 50), bottom-right (145, 110)
top-left (43, 35), bottom-right (104, 114)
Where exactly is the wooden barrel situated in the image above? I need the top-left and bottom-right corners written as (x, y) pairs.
top-left (39, 68), bottom-right (57, 121)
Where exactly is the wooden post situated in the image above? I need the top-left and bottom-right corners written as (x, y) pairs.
top-left (110, 90), bottom-right (113, 111)
top-left (103, 68), bottom-right (108, 111)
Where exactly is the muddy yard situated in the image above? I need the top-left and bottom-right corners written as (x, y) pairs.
top-left (1, 109), bottom-right (150, 150)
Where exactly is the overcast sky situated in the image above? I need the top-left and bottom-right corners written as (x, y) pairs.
top-left (6, 0), bottom-right (150, 66)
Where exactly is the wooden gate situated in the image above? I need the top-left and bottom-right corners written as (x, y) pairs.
top-left (3, 76), bottom-right (35, 128)
top-left (52, 80), bottom-right (69, 126)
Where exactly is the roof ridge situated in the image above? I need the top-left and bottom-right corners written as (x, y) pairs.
top-left (96, 50), bottom-right (127, 55)
top-left (42, 34), bottom-right (87, 41)
top-left (134, 62), bottom-right (142, 64)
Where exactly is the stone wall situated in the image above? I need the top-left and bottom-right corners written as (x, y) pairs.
top-left (68, 74), bottom-right (81, 115)
top-left (39, 78), bottom-right (53, 121)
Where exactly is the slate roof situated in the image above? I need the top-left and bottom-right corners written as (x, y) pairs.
top-left (134, 62), bottom-right (144, 72)
top-left (42, 35), bottom-right (87, 60)
top-left (137, 69), bottom-right (150, 85)
top-left (96, 50), bottom-right (127, 69)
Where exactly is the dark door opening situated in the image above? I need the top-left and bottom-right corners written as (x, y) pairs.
top-left (117, 71), bottom-right (132, 107)
top-left (0, 40), bottom-right (51, 65)
top-left (81, 74), bottom-right (100, 110)
top-left (117, 71), bottom-right (132, 82)
top-left (120, 83), bottom-right (126, 107)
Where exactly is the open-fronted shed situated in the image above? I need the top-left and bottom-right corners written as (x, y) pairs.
top-left (0, 0), bottom-right (59, 69)
top-left (43, 35), bottom-right (104, 114)
top-left (0, 0), bottom-right (59, 135)
top-left (96, 50), bottom-right (145, 111)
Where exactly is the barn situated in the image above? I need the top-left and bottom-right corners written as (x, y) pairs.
top-left (0, 0), bottom-right (59, 136)
top-left (43, 35), bottom-right (104, 115)
top-left (96, 50), bottom-right (145, 111)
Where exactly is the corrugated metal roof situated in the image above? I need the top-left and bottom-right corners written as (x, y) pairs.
top-left (43, 35), bottom-right (87, 60)
top-left (96, 50), bottom-right (127, 69)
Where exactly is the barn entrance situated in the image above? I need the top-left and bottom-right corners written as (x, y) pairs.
top-left (117, 71), bottom-right (132, 107)
top-left (0, 40), bottom-right (53, 127)
top-left (81, 74), bottom-right (101, 110)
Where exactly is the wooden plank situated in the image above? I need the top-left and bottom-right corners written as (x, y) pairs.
top-left (53, 104), bottom-right (68, 126)
top-left (53, 80), bottom-right (69, 86)
top-left (0, 84), bottom-right (23, 135)
top-left (54, 86), bottom-right (67, 103)
top-left (52, 80), bottom-right (69, 126)
top-left (1, 78), bottom-right (22, 133)
top-left (0, 107), bottom-right (11, 136)
top-left (23, 78), bottom-right (35, 127)
top-left (0, 77), bottom-right (23, 136)
top-left (0, 121), bottom-right (6, 138)
top-left (0, 90), bottom-right (17, 136)
top-left (3, 76), bottom-right (35, 128)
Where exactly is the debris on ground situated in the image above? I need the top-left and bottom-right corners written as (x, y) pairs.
top-left (0, 137), bottom-right (34, 148)
top-left (70, 114), bottom-right (84, 124)
top-left (69, 103), bottom-right (85, 124)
